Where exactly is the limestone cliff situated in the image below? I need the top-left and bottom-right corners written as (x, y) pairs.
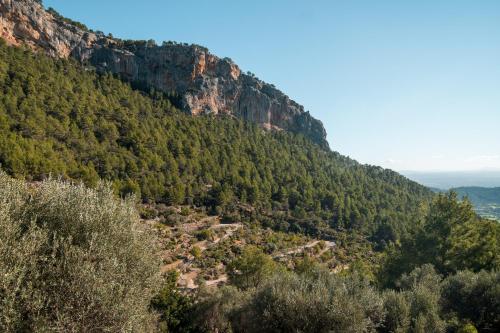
top-left (0, 0), bottom-right (328, 147)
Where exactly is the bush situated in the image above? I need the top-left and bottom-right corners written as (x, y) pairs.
top-left (195, 229), bottom-right (215, 241)
top-left (196, 268), bottom-right (384, 333)
top-left (180, 206), bottom-right (190, 216)
top-left (250, 271), bottom-right (384, 333)
top-left (140, 205), bottom-right (158, 219)
top-left (191, 246), bottom-right (202, 259)
top-left (0, 172), bottom-right (161, 332)
top-left (151, 271), bottom-right (195, 332)
top-left (457, 323), bottom-right (478, 333)
top-left (382, 290), bottom-right (411, 333)
top-left (194, 261), bottom-right (498, 332)
top-left (441, 270), bottom-right (500, 332)
top-left (382, 265), bottom-right (446, 333)
top-left (227, 246), bottom-right (280, 290)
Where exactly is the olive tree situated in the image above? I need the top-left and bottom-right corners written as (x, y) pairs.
top-left (0, 173), bottom-right (161, 332)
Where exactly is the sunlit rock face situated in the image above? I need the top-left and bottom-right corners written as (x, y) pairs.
top-left (0, 0), bottom-right (328, 148)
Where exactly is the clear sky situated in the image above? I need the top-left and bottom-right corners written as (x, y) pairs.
top-left (44, 0), bottom-right (500, 172)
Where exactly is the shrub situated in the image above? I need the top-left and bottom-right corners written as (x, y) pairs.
top-left (382, 290), bottom-right (411, 333)
top-left (180, 206), bottom-right (190, 216)
top-left (391, 265), bottom-right (447, 333)
top-left (191, 246), bottom-right (202, 259)
top-left (140, 205), bottom-right (158, 219)
top-left (195, 228), bottom-right (215, 241)
top-left (196, 268), bottom-right (384, 333)
top-left (441, 270), bottom-right (500, 332)
top-left (227, 246), bottom-right (280, 290)
top-left (0, 172), bottom-right (161, 332)
top-left (151, 271), bottom-right (195, 332)
top-left (457, 323), bottom-right (478, 333)
top-left (250, 271), bottom-right (384, 333)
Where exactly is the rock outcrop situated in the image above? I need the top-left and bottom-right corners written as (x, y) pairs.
top-left (0, 0), bottom-right (328, 147)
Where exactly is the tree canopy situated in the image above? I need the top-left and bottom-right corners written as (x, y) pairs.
top-left (0, 40), bottom-right (431, 240)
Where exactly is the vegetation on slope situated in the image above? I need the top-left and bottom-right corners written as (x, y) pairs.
top-left (0, 172), bottom-right (160, 332)
top-left (0, 174), bottom-right (498, 332)
top-left (193, 263), bottom-right (499, 333)
top-left (0, 40), bottom-right (431, 241)
top-left (186, 193), bottom-right (500, 333)
top-left (1, 38), bottom-right (498, 333)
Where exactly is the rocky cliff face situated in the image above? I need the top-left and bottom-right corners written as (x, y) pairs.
top-left (0, 0), bottom-right (328, 147)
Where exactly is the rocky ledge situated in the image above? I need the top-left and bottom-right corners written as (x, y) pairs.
top-left (0, 0), bottom-right (328, 148)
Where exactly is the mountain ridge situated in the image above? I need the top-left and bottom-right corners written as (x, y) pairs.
top-left (0, 0), bottom-right (329, 148)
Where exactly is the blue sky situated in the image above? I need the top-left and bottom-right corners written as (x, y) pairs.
top-left (44, 0), bottom-right (500, 171)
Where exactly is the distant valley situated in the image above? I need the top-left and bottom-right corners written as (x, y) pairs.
top-left (452, 187), bottom-right (500, 221)
top-left (403, 171), bottom-right (500, 220)
top-left (402, 170), bottom-right (500, 189)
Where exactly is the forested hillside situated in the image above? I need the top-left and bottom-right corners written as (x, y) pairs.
top-left (0, 24), bottom-right (498, 333)
top-left (0, 40), bottom-right (431, 240)
top-left (1, 2), bottom-right (499, 332)
top-left (454, 187), bottom-right (500, 203)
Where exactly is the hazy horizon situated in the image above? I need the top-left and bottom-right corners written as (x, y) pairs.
top-left (401, 170), bottom-right (500, 189)
top-left (400, 167), bottom-right (500, 173)
top-left (44, 0), bottom-right (500, 172)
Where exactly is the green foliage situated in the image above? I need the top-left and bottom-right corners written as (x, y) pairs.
top-left (382, 265), bottom-right (446, 333)
top-left (382, 291), bottom-right (411, 333)
top-left (194, 261), bottom-right (499, 333)
top-left (193, 286), bottom-right (252, 333)
top-left (0, 41), bottom-right (431, 241)
top-left (195, 228), bottom-right (215, 241)
top-left (227, 246), bottom-right (281, 290)
top-left (381, 265), bottom-right (499, 333)
top-left (250, 271), bottom-right (384, 333)
top-left (0, 172), bottom-right (160, 332)
top-left (446, 218), bottom-right (499, 272)
top-left (457, 323), bottom-right (478, 333)
top-left (380, 192), bottom-right (500, 285)
top-left (190, 246), bottom-right (202, 259)
top-left (151, 271), bottom-right (195, 333)
top-left (47, 7), bottom-right (89, 31)
top-left (196, 267), bottom-right (384, 333)
top-left (441, 270), bottom-right (500, 332)
top-left (396, 265), bottom-right (447, 333)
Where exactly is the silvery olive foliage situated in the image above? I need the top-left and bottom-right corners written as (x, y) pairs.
top-left (195, 266), bottom-right (385, 333)
top-left (0, 172), bottom-right (161, 332)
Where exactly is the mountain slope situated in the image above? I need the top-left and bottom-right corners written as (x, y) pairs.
top-left (0, 0), bottom-right (328, 147)
top-left (0, 40), bottom-right (431, 239)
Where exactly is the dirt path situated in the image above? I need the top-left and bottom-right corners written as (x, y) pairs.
top-left (205, 274), bottom-right (228, 287)
top-left (274, 240), bottom-right (335, 258)
top-left (211, 223), bottom-right (242, 244)
top-left (179, 269), bottom-right (200, 289)
top-left (179, 216), bottom-right (218, 233)
top-left (160, 259), bottom-right (183, 273)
